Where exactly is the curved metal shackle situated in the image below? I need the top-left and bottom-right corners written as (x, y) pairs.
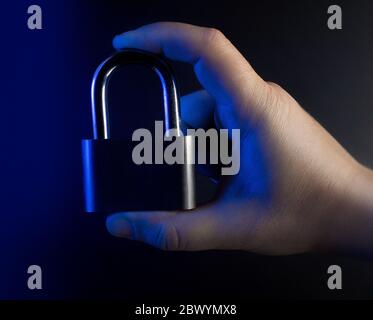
top-left (91, 49), bottom-right (182, 139)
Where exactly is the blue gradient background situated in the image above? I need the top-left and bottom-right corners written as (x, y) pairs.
top-left (1, 0), bottom-right (373, 299)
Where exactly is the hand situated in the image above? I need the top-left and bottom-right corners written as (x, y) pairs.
top-left (106, 22), bottom-right (373, 255)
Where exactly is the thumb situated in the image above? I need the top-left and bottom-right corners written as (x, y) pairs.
top-left (106, 204), bottom-right (229, 251)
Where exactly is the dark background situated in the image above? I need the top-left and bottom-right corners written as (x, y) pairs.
top-left (1, 0), bottom-right (373, 299)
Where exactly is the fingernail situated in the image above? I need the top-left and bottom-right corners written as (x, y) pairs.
top-left (112, 31), bottom-right (132, 49)
top-left (112, 35), bottom-right (121, 49)
top-left (106, 215), bottom-right (132, 238)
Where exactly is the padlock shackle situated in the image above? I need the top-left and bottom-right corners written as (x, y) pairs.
top-left (91, 49), bottom-right (182, 139)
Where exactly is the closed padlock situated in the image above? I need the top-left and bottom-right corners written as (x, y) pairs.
top-left (82, 49), bottom-right (196, 213)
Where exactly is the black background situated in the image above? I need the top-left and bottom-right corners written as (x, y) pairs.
top-left (1, 0), bottom-right (373, 299)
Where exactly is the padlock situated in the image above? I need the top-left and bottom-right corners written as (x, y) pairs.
top-left (82, 49), bottom-right (196, 213)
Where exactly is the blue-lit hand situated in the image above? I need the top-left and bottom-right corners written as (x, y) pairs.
top-left (106, 22), bottom-right (373, 254)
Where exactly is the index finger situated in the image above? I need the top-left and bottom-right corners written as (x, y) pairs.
top-left (113, 22), bottom-right (267, 110)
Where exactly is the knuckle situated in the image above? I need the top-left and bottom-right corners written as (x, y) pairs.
top-left (204, 27), bottom-right (226, 46)
top-left (266, 81), bottom-right (282, 89)
top-left (155, 21), bottom-right (172, 29)
top-left (262, 81), bottom-right (292, 125)
top-left (153, 223), bottom-right (181, 251)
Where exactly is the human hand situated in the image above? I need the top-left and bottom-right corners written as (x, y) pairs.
top-left (106, 22), bottom-right (373, 255)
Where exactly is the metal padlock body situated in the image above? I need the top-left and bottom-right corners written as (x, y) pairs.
top-left (82, 49), bottom-right (196, 213)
